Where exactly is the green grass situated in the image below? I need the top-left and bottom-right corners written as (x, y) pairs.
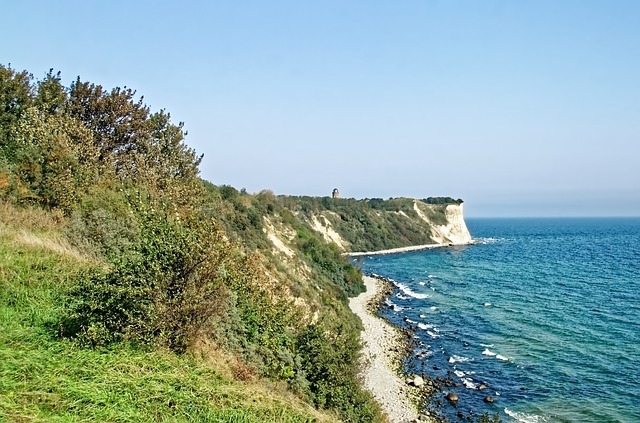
top-left (0, 340), bottom-right (323, 422)
top-left (0, 206), bottom-right (336, 423)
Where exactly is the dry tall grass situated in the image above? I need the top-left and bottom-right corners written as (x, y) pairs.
top-left (0, 201), bottom-right (92, 263)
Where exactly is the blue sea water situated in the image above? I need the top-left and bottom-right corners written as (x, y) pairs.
top-left (358, 218), bottom-right (640, 423)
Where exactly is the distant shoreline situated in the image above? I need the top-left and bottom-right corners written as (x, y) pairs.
top-left (347, 240), bottom-right (475, 257)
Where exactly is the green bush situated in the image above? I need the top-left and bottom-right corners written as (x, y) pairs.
top-left (64, 187), bottom-right (139, 259)
top-left (61, 202), bottom-right (231, 353)
top-left (296, 322), bottom-right (382, 422)
top-left (222, 252), bottom-right (300, 380)
top-left (293, 221), bottom-right (364, 299)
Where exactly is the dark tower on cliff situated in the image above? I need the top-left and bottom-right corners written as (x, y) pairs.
top-left (332, 188), bottom-right (340, 199)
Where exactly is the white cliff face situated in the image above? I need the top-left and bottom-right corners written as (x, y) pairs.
top-left (414, 202), bottom-right (473, 245)
top-left (263, 218), bottom-right (296, 258)
top-left (440, 203), bottom-right (473, 245)
top-left (309, 213), bottom-right (349, 251)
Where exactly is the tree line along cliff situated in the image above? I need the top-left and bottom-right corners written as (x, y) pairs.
top-left (0, 65), bottom-right (469, 422)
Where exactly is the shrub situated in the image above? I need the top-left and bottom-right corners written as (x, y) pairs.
top-left (296, 322), bottom-right (382, 422)
top-left (61, 202), bottom-right (231, 353)
top-left (64, 187), bottom-right (139, 259)
top-left (5, 107), bottom-right (98, 212)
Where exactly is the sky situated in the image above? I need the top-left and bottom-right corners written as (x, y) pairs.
top-left (2, 1), bottom-right (639, 217)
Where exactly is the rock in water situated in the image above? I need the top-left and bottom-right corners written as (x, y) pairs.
top-left (446, 392), bottom-right (459, 403)
top-left (483, 396), bottom-right (494, 403)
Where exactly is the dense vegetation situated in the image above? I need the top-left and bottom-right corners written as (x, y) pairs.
top-left (0, 204), bottom-right (338, 422)
top-left (0, 65), bottom-right (383, 422)
top-left (421, 197), bottom-right (463, 205)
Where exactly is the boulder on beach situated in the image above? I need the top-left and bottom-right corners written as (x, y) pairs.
top-left (406, 375), bottom-right (425, 388)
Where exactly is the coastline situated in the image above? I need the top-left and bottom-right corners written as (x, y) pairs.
top-left (347, 240), bottom-right (475, 257)
top-left (349, 275), bottom-right (433, 423)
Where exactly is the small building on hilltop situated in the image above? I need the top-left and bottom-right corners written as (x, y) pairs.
top-left (332, 188), bottom-right (340, 199)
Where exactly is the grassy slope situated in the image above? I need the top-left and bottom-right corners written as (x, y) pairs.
top-left (0, 204), bottom-right (339, 423)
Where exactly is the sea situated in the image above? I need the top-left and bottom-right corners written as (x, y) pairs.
top-left (356, 217), bottom-right (640, 423)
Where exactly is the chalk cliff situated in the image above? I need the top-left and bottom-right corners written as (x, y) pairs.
top-left (414, 202), bottom-right (473, 245)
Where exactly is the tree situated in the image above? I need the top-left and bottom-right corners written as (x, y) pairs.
top-left (67, 78), bottom-right (150, 165)
top-left (35, 69), bottom-right (67, 115)
top-left (0, 65), bottom-right (33, 163)
top-left (149, 110), bottom-right (198, 176)
top-left (9, 106), bottom-right (97, 212)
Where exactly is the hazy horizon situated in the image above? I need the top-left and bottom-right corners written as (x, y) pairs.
top-left (3, 1), bottom-right (638, 218)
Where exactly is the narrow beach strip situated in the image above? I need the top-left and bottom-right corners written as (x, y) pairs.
top-left (349, 275), bottom-right (419, 423)
top-left (348, 243), bottom-right (447, 257)
top-left (348, 240), bottom-right (474, 257)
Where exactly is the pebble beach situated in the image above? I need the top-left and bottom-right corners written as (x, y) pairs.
top-left (349, 276), bottom-right (430, 423)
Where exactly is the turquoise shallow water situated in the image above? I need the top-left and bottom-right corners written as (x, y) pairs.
top-left (358, 218), bottom-right (640, 423)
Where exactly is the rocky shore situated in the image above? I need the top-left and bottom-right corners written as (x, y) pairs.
top-left (361, 274), bottom-right (500, 423)
top-left (349, 276), bottom-right (441, 423)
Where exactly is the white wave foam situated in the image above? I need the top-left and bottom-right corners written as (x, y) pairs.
top-left (428, 274), bottom-right (437, 279)
top-left (448, 355), bottom-right (471, 364)
top-left (504, 408), bottom-right (548, 423)
top-left (477, 237), bottom-right (503, 245)
top-left (462, 378), bottom-right (477, 389)
top-left (482, 348), bottom-right (511, 361)
top-left (427, 330), bottom-right (440, 338)
top-left (480, 343), bottom-right (494, 348)
top-left (396, 282), bottom-right (431, 299)
top-left (405, 318), bottom-right (417, 324)
top-left (418, 281), bottom-right (426, 286)
top-left (385, 299), bottom-right (404, 312)
top-left (429, 306), bottom-right (438, 311)
top-left (452, 369), bottom-right (478, 389)
top-left (415, 349), bottom-right (433, 359)
top-left (417, 322), bottom-right (434, 330)
top-left (484, 302), bottom-right (492, 307)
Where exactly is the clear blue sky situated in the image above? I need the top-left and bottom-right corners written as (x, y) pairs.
top-left (3, 1), bottom-right (639, 217)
